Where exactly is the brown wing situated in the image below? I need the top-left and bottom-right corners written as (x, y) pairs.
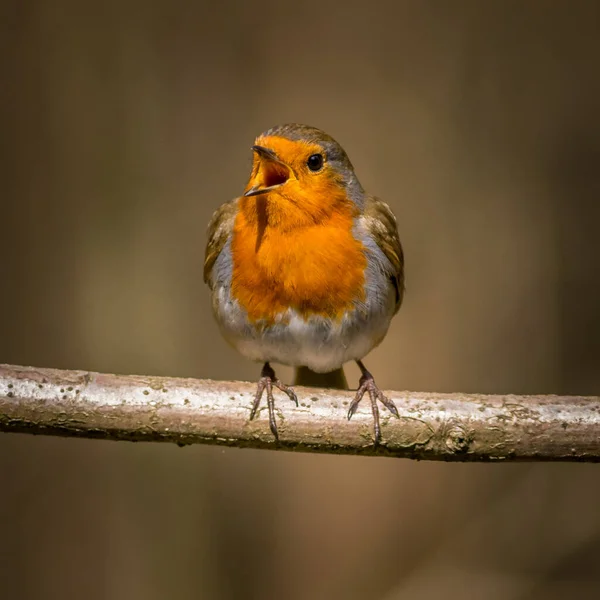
top-left (363, 195), bottom-right (405, 312)
top-left (203, 199), bottom-right (238, 288)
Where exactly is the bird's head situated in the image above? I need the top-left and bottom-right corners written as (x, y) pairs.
top-left (241, 124), bottom-right (364, 229)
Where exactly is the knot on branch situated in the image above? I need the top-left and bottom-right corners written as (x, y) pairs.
top-left (443, 422), bottom-right (472, 454)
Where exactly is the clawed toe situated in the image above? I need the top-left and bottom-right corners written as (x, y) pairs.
top-left (347, 360), bottom-right (398, 445)
top-left (273, 380), bottom-right (298, 407)
top-left (247, 360), bottom-right (396, 445)
top-left (249, 362), bottom-right (297, 439)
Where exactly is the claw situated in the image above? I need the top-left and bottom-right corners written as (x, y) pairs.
top-left (347, 360), bottom-right (399, 445)
top-left (249, 362), bottom-right (297, 439)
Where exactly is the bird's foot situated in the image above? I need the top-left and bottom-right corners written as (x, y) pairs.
top-left (347, 360), bottom-right (399, 445)
top-left (250, 362), bottom-right (298, 439)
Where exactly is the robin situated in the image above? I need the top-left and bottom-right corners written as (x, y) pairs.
top-left (204, 124), bottom-right (404, 444)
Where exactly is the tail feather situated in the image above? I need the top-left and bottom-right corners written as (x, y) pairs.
top-left (294, 367), bottom-right (348, 390)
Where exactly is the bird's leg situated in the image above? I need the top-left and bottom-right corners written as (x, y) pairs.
top-left (249, 362), bottom-right (298, 439)
top-left (347, 360), bottom-right (399, 445)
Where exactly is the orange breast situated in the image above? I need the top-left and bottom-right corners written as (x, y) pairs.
top-left (231, 201), bottom-right (367, 324)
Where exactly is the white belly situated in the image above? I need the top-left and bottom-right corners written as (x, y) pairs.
top-left (212, 285), bottom-right (396, 373)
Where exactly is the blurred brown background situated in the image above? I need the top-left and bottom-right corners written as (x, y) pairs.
top-left (2, 1), bottom-right (600, 599)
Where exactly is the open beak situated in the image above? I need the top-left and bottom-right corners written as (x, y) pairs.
top-left (244, 145), bottom-right (292, 197)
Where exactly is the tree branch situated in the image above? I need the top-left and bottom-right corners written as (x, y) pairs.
top-left (1, 363), bottom-right (599, 461)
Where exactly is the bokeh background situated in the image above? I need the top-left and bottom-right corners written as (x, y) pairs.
top-left (2, 1), bottom-right (600, 598)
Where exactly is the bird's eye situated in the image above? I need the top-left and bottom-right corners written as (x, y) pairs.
top-left (307, 153), bottom-right (324, 172)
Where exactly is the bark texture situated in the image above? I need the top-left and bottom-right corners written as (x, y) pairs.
top-left (1, 364), bottom-right (599, 461)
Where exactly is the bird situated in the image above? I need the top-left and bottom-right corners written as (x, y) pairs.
top-left (204, 124), bottom-right (404, 444)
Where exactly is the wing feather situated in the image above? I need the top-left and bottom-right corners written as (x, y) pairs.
top-left (203, 199), bottom-right (237, 288)
top-left (362, 196), bottom-right (405, 312)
